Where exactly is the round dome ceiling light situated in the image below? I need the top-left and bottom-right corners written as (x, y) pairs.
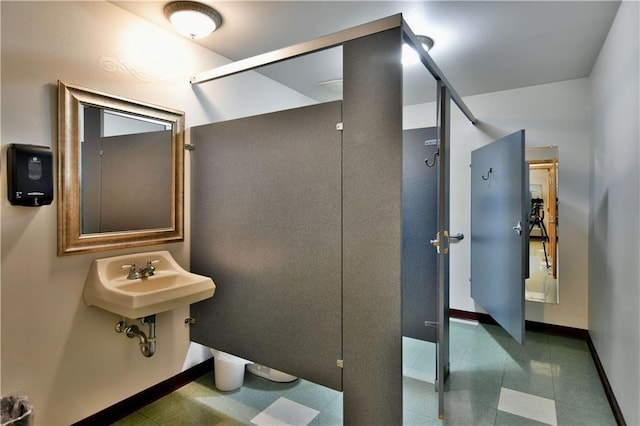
top-left (416, 35), bottom-right (435, 53)
top-left (164, 1), bottom-right (222, 39)
top-left (402, 35), bottom-right (435, 65)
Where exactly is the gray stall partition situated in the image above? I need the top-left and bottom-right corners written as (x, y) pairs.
top-left (342, 27), bottom-right (403, 424)
top-left (190, 26), bottom-right (405, 423)
top-left (81, 126), bottom-right (172, 233)
top-left (402, 127), bottom-right (438, 343)
top-left (190, 101), bottom-right (343, 390)
top-left (99, 130), bottom-right (172, 232)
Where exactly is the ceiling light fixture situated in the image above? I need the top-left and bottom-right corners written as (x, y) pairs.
top-left (402, 35), bottom-right (435, 65)
top-left (164, 1), bottom-right (222, 39)
top-left (416, 35), bottom-right (435, 53)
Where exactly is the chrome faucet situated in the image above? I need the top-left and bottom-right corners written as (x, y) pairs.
top-left (138, 260), bottom-right (158, 278)
top-left (122, 260), bottom-right (159, 280)
top-left (123, 263), bottom-right (141, 280)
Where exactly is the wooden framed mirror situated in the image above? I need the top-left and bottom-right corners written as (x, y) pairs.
top-left (57, 81), bottom-right (184, 255)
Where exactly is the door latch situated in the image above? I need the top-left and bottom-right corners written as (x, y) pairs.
top-left (430, 231), bottom-right (465, 252)
top-left (513, 221), bottom-right (522, 236)
top-left (449, 233), bottom-right (464, 244)
top-left (430, 231), bottom-right (449, 254)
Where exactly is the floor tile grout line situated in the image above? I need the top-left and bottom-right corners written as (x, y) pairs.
top-left (138, 411), bottom-right (161, 425)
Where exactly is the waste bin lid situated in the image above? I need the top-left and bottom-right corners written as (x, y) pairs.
top-left (1, 396), bottom-right (33, 426)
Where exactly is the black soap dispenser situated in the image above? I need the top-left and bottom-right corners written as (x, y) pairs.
top-left (7, 144), bottom-right (54, 207)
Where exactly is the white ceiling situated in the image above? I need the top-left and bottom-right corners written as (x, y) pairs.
top-left (112, 1), bottom-right (620, 104)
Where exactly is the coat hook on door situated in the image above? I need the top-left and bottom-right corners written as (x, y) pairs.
top-left (425, 149), bottom-right (440, 168)
top-left (481, 167), bottom-right (493, 180)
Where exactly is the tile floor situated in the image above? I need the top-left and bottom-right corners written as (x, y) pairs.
top-left (114, 320), bottom-right (616, 425)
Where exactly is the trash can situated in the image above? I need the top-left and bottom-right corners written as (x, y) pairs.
top-left (211, 349), bottom-right (251, 391)
top-left (1, 396), bottom-right (33, 426)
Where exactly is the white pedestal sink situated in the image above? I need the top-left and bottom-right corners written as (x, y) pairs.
top-left (84, 250), bottom-right (215, 318)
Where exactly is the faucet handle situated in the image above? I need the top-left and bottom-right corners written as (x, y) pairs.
top-left (121, 263), bottom-right (141, 280)
top-left (146, 259), bottom-right (160, 275)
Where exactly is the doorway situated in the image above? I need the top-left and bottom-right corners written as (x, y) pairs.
top-left (525, 148), bottom-right (559, 304)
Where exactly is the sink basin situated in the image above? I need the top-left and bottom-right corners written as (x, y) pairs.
top-left (84, 250), bottom-right (215, 318)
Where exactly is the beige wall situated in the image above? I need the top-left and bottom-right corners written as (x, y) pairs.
top-left (405, 77), bottom-right (591, 329)
top-left (0, 2), bottom-right (313, 424)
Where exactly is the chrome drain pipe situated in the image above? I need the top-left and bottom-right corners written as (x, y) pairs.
top-left (115, 315), bottom-right (157, 357)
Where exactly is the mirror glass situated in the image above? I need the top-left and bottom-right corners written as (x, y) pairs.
top-left (525, 146), bottom-right (559, 303)
top-left (58, 81), bottom-right (184, 255)
top-left (81, 107), bottom-right (173, 233)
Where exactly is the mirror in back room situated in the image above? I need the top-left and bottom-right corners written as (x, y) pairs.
top-left (525, 146), bottom-right (559, 304)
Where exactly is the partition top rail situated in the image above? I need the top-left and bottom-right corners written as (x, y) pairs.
top-left (190, 14), bottom-right (402, 85)
top-left (189, 13), bottom-right (476, 124)
top-left (402, 22), bottom-right (477, 124)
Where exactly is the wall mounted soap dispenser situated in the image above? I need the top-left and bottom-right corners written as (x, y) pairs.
top-left (7, 144), bottom-right (53, 206)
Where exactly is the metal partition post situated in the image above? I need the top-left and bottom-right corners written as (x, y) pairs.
top-left (436, 81), bottom-right (451, 419)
